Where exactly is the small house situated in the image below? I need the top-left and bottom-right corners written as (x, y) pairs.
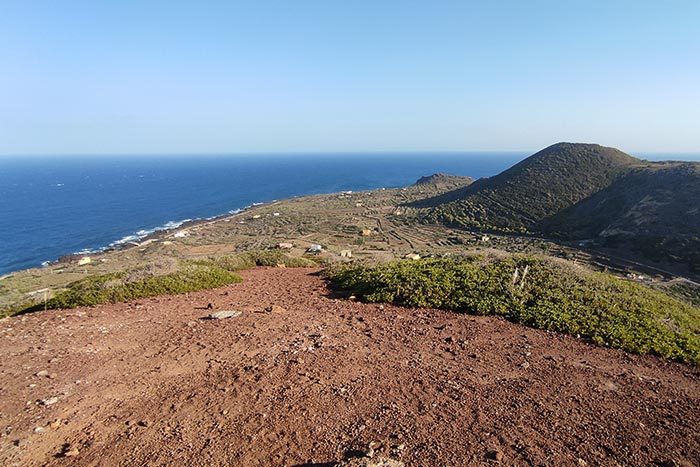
top-left (278, 242), bottom-right (294, 250)
top-left (404, 253), bottom-right (421, 260)
top-left (339, 250), bottom-right (352, 258)
top-left (307, 244), bottom-right (323, 254)
top-left (361, 229), bottom-right (373, 236)
top-left (77, 256), bottom-right (92, 266)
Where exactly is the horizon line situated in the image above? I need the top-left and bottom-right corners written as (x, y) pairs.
top-left (2, 148), bottom-right (700, 158)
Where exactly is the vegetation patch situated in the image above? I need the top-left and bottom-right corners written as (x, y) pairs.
top-left (328, 255), bottom-right (700, 365)
top-left (4, 250), bottom-right (316, 317)
top-left (9, 262), bottom-right (242, 316)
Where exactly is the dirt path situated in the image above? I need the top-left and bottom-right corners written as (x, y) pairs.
top-left (1, 267), bottom-right (698, 466)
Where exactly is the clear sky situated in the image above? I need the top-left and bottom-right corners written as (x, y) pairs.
top-left (1, 0), bottom-right (698, 155)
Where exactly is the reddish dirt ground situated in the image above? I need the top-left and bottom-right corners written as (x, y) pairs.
top-left (1, 267), bottom-right (699, 467)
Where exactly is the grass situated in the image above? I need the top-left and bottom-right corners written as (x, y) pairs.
top-left (328, 255), bottom-right (700, 365)
top-left (3, 250), bottom-right (317, 317)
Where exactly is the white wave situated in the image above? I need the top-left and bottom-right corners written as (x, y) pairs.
top-left (68, 199), bottom-right (266, 257)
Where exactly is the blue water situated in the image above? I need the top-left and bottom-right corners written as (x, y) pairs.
top-left (0, 153), bottom-right (527, 275)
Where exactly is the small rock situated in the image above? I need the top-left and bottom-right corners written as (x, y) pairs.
top-left (336, 456), bottom-right (404, 467)
top-left (207, 310), bottom-right (241, 320)
top-left (486, 449), bottom-right (504, 462)
top-left (40, 397), bottom-right (59, 406)
top-left (62, 446), bottom-right (80, 457)
top-left (137, 420), bottom-right (150, 427)
top-left (655, 460), bottom-right (678, 467)
top-left (50, 419), bottom-right (62, 429)
top-left (264, 305), bottom-right (286, 313)
top-left (520, 362), bottom-right (530, 369)
top-left (34, 426), bottom-right (46, 433)
top-left (36, 370), bottom-right (49, 377)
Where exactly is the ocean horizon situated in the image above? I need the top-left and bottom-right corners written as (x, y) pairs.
top-left (1, 152), bottom-right (529, 275)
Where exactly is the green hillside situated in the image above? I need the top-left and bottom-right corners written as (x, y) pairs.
top-left (424, 142), bottom-right (639, 232)
top-left (419, 142), bottom-right (700, 270)
top-left (541, 161), bottom-right (700, 270)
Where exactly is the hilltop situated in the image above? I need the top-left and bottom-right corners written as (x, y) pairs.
top-left (413, 173), bottom-right (474, 188)
top-left (1, 267), bottom-right (699, 466)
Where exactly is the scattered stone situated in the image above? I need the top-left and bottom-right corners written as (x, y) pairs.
top-left (137, 420), bottom-right (150, 427)
top-left (40, 397), bottom-right (59, 406)
top-left (34, 426), bottom-right (46, 433)
top-left (206, 310), bottom-right (241, 320)
top-left (486, 449), bottom-right (504, 462)
top-left (337, 456), bottom-right (404, 467)
top-left (520, 362), bottom-right (530, 369)
top-left (36, 370), bottom-right (49, 377)
top-left (264, 305), bottom-right (286, 313)
top-left (50, 419), bottom-right (62, 429)
top-left (367, 440), bottom-right (383, 457)
top-left (655, 460), bottom-right (678, 467)
top-left (60, 444), bottom-right (80, 457)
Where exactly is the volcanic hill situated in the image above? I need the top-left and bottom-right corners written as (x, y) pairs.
top-left (419, 142), bottom-right (700, 270)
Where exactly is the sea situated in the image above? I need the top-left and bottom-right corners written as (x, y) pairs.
top-left (1, 151), bottom-right (698, 276)
top-left (0, 153), bottom-right (525, 275)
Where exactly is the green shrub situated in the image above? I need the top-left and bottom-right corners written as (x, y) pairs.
top-left (14, 262), bottom-right (242, 314)
top-left (7, 250), bottom-right (317, 317)
top-left (202, 250), bottom-right (318, 271)
top-left (329, 255), bottom-right (700, 365)
top-left (238, 250), bottom-right (318, 268)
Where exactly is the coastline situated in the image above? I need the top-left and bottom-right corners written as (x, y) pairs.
top-left (49, 201), bottom-right (276, 267)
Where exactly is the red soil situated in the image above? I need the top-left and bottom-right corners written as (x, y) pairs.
top-left (1, 267), bottom-right (698, 466)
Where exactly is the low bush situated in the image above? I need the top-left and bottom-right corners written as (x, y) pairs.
top-left (328, 255), bottom-right (700, 365)
top-left (201, 250), bottom-right (318, 271)
top-left (7, 250), bottom-right (317, 316)
top-left (12, 262), bottom-right (242, 314)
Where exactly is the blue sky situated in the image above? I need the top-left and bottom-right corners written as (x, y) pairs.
top-left (1, 0), bottom-right (698, 155)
